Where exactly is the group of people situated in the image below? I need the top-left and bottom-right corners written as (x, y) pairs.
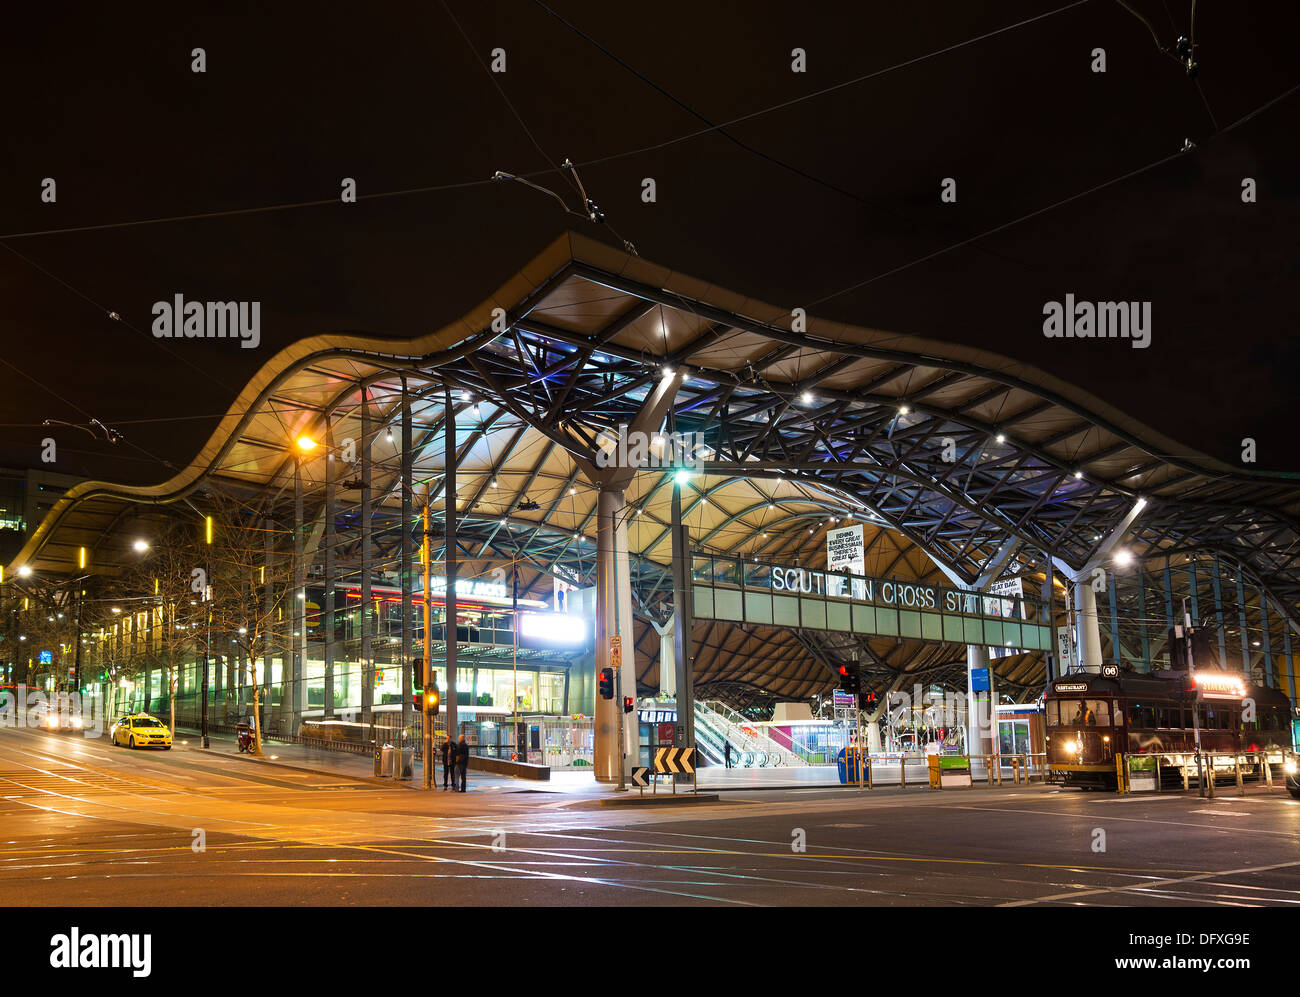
top-left (439, 734), bottom-right (470, 791)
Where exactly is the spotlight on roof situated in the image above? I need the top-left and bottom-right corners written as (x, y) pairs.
top-left (801, 390), bottom-right (813, 404)
top-left (296, 436), bottom-right (318, 452)
top-left (899, 405), bottom-right (910, 415)
top-left (133, 539), bottom-right (149, 552)
top-left (995, 434), bottom-right (1006, 444)
top-left (1074, 470), bottom-right (1083, 479)
top-left (1113, 549), bottom-right (1133, 567)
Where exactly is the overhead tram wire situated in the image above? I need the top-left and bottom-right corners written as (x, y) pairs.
top-left (0, 1), bottom-right (1093, 246)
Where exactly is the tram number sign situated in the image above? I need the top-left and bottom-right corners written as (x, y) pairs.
top-left (1101, 664), bottom-right (1119, 678)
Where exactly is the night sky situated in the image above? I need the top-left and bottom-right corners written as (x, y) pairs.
top-left (2, 0), bottom-right (1297, 484)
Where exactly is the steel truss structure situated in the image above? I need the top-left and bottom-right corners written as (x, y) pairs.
top-left (11, 234), bottom-right (1300, 709)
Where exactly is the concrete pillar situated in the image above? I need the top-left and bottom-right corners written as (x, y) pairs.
top-left (594, 487), bottom-right (636, 782)
top-left (965, 644), bottom-right (995, 757)
top-left (652, 618), bottom-right (676, 696)
top-left (1073, 576), bottom-right (1104, 671)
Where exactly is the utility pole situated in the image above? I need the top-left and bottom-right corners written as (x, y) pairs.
top-left (1185, 597), bottom-right (1208, 798)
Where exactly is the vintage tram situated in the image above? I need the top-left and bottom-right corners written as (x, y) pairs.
top-left (1043, 668), bottom-right (1292, 789)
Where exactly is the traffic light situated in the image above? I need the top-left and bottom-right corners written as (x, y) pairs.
top-left (598, 667), bottom-right (614, 700)
top-left (426, 685), bottom-right (440, 712)
top-left (838, 664), bottom-right (860, 695)
top-left (412, 657), bottom-right (425, 690)
top-left (623, 696), bottom-right (634, 714)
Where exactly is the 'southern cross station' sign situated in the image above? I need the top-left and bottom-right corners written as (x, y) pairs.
top-left (691, 553), bottom-right (1053, 652)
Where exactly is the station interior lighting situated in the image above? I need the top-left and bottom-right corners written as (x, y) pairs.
top-left (133, 539), bottom-right (149, 552)
top-left (674, 468), bottom-right (692, 484)
top-left (18, 564), bottom-right (31, 577)
top-left (1113, 549), bottom-right (1133, 566)
top-left (296, 435), bottom-right (318, 452)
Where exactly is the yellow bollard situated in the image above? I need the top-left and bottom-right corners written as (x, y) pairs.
top-left (1114, 752), bottom-right (1127, 794)
top-left (928, 754), bottom-right (941, 790)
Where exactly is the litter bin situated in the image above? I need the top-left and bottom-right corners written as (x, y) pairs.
top-left (373, 744), bottom-right (383, 776)
top-left (394, 746), bottom-right (412, 781)
top-left (380, 743), bottom-right (395, 778)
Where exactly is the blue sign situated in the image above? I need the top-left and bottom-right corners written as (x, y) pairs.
top-left (39, 650), bottom-right (52, 664)
top-left (970, 667), bottom-right (990, 692)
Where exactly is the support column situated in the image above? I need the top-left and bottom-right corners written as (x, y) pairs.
top-left (671, 480), bottom-right (695, 766)
top-left (324, 420), bottom-right (336, 718)
top-left (360, 388), bottom-right (374, 727)
top-left (444, 389), bottom-right (459, 742)
top-left (966, 644), bottom-right (994, 757)
top-left (292, 458), bottom-right (306, 726)
top-left (652, 618), bottom-right (676, 696)
top-left (400, 381), bottom-right (413, 735)
top-left (1073, 576), bottom-right (1103, 671)
top-left (262, 517), bottom-right (273, 733)
top-left (594, 487), bottom-right (636, 783)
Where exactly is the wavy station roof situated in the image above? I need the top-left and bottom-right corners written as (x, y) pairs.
top-left (13, 233), bottom-right (1300, 707)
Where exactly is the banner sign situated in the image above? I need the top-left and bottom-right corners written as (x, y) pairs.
top-left (826, 524), bottom-right (865, 576)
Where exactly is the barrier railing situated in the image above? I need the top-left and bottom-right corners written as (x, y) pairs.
top-left (1113, 749), bottom-right (1291, 796)
top-left (837, 752), bottom-right (1049, 788)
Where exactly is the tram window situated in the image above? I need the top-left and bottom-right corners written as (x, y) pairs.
top-left (1183, 709), bottom-right (1193, 729)
top-left (1128, 704), bottom-right (1155, 728)
top-left (1046, 701), bottom-right (1060, 727)
top-left (1066, 699), bottom-right (1109, 725)
top-left (1155, 707), bottom-right (1173, 728)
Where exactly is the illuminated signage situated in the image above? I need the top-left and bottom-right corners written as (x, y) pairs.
top-left (429, 577), bottom-right (508, 601)
top-left (1193, 671), bottom-right (1245, 700)
top-left (638, 709), bottom-right (677, 724)
top-left (518, 612), bottom-right (586, 647)
top-left (1053, 682), bottom-right (1089, 693)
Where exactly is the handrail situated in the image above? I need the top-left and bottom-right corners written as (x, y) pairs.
top-left (696, 701), bottom-right (806, 764)
top-left (699, 700), bottom-right (830, 763)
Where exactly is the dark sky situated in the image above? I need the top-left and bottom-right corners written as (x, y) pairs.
top-left (1, 0), bottom-right (1297, 484)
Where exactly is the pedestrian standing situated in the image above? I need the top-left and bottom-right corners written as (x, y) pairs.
top-left (441, 735), bottom-right (455, 790)
top-left (455, 733), bottom-right (470, 792)
top-left (724, 741), bottom-right (732, 769)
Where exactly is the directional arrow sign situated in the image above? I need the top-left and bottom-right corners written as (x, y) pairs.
top-left (654, 746), bottom-right (695, 774)
top-left (631, 766), bottom-right (651, 788)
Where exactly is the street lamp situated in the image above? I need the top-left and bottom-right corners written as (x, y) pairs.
top-left (132, 539), bottom-right (149, 552)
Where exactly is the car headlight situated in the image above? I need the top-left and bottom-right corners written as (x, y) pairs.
top-left (1285, 760), bottom-right (1297, 775)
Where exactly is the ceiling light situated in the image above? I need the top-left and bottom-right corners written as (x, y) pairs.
top-left (1074, 470), bottom-right (1083, 479)
top-left (133, 539), bottom-right (149, 552)
top-left (995, 434), bottom-right (1006, 444)
top-left (899, 405), bottom-right (910, 415)
top-left (801, 391), bottom-right (813, 404)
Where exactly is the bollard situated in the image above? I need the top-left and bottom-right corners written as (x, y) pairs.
top-left (867, 756), bottom-right (873, 789)
top-left (1264, 754), bottom-right (1273, 789)
top-left (1114, 753), bottom-right (1126, 794)
top-left (1236, 755), bottom-right (1244, 795)
top-left (928, 754), bottom-right (941, 790)
top-left (1206, 753), bottom-right (1215, 798)
top-left (900, 756), bottom-right (906, 789)
top-left (1182, 761), bottom-right (1189, 792)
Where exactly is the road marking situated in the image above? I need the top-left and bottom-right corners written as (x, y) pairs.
top-left (1000, 859), bottom-right (1300, 907)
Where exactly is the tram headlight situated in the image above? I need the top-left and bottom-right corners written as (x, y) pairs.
top-left (1285, 759), bottom-right (1297, 776)
top-left (1066, 740), bottom-right (1080, 755)
top-left (1103, 735), bottom-right (1110, 743)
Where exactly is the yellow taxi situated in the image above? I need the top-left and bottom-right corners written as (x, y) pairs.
top-left (111, 714), bottom-right (173, 750)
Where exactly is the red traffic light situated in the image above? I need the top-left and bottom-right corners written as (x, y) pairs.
top-left (623, 696), bottom-right (635, 714)
top-left (598, 667), bottom-right (615, 700)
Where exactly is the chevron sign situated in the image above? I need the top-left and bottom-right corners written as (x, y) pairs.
top-left (631, 767), bottom-right (651, 788)
top-left (654, 746), bottom-right (695, 774)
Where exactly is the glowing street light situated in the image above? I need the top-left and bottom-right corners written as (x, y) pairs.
top-left (133, 539), bottom-right (150, 552)
top-left (296, 435), bottom-right (318, 452)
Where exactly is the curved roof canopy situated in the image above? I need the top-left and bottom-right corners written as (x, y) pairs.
top-left (12, 233), bottom-right (1300, 703)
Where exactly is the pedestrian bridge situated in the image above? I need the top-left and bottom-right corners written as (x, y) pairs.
top-left (690, 553), bottom-right (1054, 651)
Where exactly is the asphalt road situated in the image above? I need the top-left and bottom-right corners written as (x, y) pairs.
top-left (3, 726), bottom-right (1299, 907)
